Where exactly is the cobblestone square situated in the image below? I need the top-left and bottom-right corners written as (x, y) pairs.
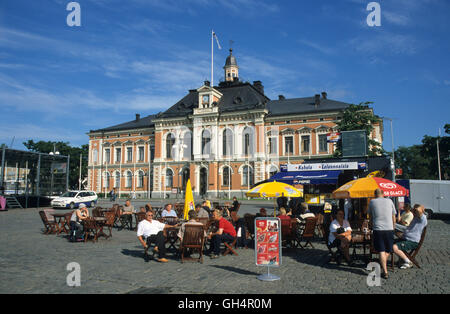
top-left (1, 200), bottom-right (449, 294)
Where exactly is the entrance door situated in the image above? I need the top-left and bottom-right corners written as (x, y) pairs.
top-left (200, 168), bottom-right (208, 198)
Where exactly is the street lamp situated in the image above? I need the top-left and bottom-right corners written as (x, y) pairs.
top-left (382, 117), bottom-right (395, 182)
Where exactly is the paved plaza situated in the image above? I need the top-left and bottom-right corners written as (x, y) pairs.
top-left (0, 200), bottom-right (449, 294)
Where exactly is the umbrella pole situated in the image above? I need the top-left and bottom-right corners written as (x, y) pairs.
top-left (273, 198), bottom-right (277, 217)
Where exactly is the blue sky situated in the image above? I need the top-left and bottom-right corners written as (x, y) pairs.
top-left (1, 0), bottom-right (449, 152)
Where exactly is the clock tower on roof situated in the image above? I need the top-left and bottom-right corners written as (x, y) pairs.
top-left (224, 48), bottom-right (239, 82)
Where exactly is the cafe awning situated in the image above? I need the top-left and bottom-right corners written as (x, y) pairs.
top-left (268, 170), bottom-right (342, 185)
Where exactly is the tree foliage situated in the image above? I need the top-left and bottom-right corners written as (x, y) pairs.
top-left (23, 140), bottom-right (89, 189)
top-left (394, 124), bottom-right (449, 180)
top-left (334, 102), bottom-right (384, 157)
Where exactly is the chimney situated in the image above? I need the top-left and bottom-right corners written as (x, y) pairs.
top-left (314, 94), bottom-right (321, 107)
top-left (321, 92), bottom-right (327, 99)
top-left (278, 95), bottom-right (285, 100)
top-left (204, 80), bottom-right (210, 87)
top-left (253, 81), bottom-right (264, 95)
top-left (135, 113), bottom-right (140, 121)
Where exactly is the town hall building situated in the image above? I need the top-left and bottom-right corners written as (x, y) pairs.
top-left (87, 49), bottom-right (383, 198)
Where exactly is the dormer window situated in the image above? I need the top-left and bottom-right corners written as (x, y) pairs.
top-left (202, 94), bottom-right (210, 107)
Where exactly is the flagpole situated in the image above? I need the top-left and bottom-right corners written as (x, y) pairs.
top-left (211, 29), bottom-right (214, 87)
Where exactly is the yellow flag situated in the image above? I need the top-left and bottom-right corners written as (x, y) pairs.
top-left (184, 179), bottom-right (195, 220)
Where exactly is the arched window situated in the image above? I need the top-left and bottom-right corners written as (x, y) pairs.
top-left (243, 127), bottom-right (254, 156)
top-left (201, 129), bottom-right (211, 155)
top-left (223, 166), bottom-right (231, 186)
top-left (165, 169), bottom-right (173, 188)
top-left (223, 129), bottom-right (233, 156)
top-left (125, 171), bottom-right (132, 188)
top-left (137, 171), bottom-right (144, 188)
top-left (166, 133), bottom-right (175, 159)
top-left (114, 172), bottom-right (120, 188)
top-left (182, 131), bottom-right (193, 160)
top-left (242, 165), bottom-right (254, 186)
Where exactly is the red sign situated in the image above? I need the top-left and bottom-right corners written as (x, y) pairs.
top-left (255, 218), bottom-right (281, 267)
top-left (395, 168), bottom-right (403, 176)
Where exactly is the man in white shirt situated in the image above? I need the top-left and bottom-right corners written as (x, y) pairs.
top-left (137, 211), bottom-right (173, 262)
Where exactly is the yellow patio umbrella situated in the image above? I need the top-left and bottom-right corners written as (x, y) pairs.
top-left (332, 176), bottom-right (409, 199)
top-left (246, 181), bottom-right (303, 217)
top-left (183, 179), bottom-right (195, 220)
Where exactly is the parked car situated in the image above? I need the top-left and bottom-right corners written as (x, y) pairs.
top-left (51, 191), bottom-right (98, 209)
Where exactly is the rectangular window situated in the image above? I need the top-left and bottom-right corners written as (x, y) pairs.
top-left (285, 136), bottom-right (293, 155)
top-left (127, 147), bottom-right (133, 162)
top-left (115, 148), bottom-right (121, 163)
top-left (301, 136), bottom-right (310, 153)
top-left (138, 146), bottom-right (144, 161)
top-left (318, 134), bottom-right (328, 152)
top-left (104, 149), bottom-right (110, 164)
top-left (268, 137), bottom-right (277, 154)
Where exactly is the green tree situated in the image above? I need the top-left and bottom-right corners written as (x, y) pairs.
top-left (333, 102), bottom-right (384, 157)
top-left (394, 124), bottom-right (449, 180)
top-left (23, 140), bottom-right (89, 189)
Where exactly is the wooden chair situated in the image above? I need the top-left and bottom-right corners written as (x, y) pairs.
top-left (104, 211), bottom-right (116, 238)
top-left (83, 217), bottom-right (99, 243)
top-left (162, 216), bottom-right (178, 226)
top-left (298, 217), bottom-right (317, 249)
top-left (223, 237), bottom-right (238, 256)
top-left (396, 227), bottom-right (427, 269)
top-left (314, 213), bottom-right (324, 238)
top-left (180, 224), bottom-right (206, 263)
top-left (92, 207), bottom-right (104, 218)
top-left (39, 211), bottom-right (58, 235)
top-left (243, 214), bottom-right (256, 242)
top-left (135, 212), bottom-right (146, 226)
top-left (320, 222), bottom-right (342, 265)
top-left (280, 218), bottom-right (298, 248)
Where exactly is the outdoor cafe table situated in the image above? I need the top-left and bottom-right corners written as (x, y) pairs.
top-left (92, 217), bottom-right (109, 239)
top-left (351, 229), bottom-right (372, 262)
top-left (50, 213), bottom-right (70, 235)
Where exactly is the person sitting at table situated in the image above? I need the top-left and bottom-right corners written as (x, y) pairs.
top-left (202, 200), bottom-right (212, 214)
top-left (392, 204), bottom-right (427, 269)
top-left (145, 203), bottom-right (152, 212)
top-left (397, 203), bottom-right (414, 226)
top-left (137, 211), bottom-right (174, 263)
top-left (256, 208), bottom-right (267, 218)
top-left (195, 203), bottom-right (210, 218)
top-left (177, 210), bottom-right (205, 242)
top-left (161, 203), bottom-right (177, 218)
top-left (139, 206), bottom-right (146, 213)
top-left (207, 209), bottom-right (237, 259)
top-left (120, 199), bottom-right (136, 230)
top-left (69, 203), bottom-right (89, 242)
top-left (277, 207), bottom-right (291, 222)
top-left (329, 208), bottom-right (353, 266)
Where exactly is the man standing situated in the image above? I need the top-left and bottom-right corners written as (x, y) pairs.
top-left (207, 209), bottom-right (236, 259)
top-left (137, 211), bottom-right (173, 263)
top-left (368, 189), bottom-right (397, 279)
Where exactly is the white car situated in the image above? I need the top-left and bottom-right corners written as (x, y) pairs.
top-left (51, 191), bottom-right (98, 209)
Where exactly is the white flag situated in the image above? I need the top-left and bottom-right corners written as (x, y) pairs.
top-left (213, 31), bottom-right (222, 50)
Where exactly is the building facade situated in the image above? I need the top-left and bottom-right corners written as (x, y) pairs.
top-left (87, 49), bottom-right (383, 198)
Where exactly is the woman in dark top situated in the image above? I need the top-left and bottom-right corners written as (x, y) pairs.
top-left (230, 197), bottom-right (240, 212)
